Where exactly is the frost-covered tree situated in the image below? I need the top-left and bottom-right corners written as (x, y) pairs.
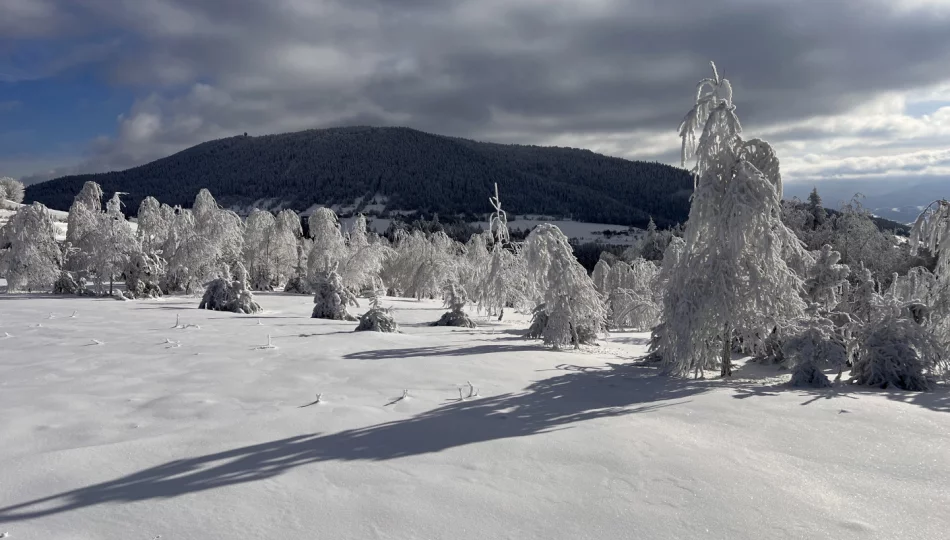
top-left (432, 280), bottom-right (477, 327)
top-left (162, 191), bottom-right (243, 293)
top-left (311, 270), bottom-right (359, 320)
top-left (66, 181), bottom-right (104, 253)
top-left (308, 208), bottom-right (347, 278)
top-left (475, 243), bottom-right (528, 320)
top-left (523, 224), bottom-right (606, 348)
top-left (783, 309), bottom-right (849, 388)
top-left (382, 230), bottom-right (459, 300)
top-left (846, 263), bottom-right (880, 325)
top-left (137, 196), bottom-right (172, 256)
top-left (472, 184), bottom-right (528, 320)
top-left (908, 199), bottom-right (950, 347)
top-left (0, 202), bottom-right (62, 292)
top-left (340, 214), bottom-right (394, 293)
top-left (76, 193), bottom-right (141, 296)
top-left (273, 209), bottom-right (303, 284)
top-left (243, 209), bottom-right (279, 290)
top-left (607, 258), bottom-right (661, 331)
top-left (199, 261), bottom-right (262, 314)
top-left (0, 177), bottom-right (24, 204)
top-left (805, 245), bottom-right (850, 311)
top-left (284, 241), bottom-right (313, 294)
top-left (655, 62), bottom-right (806, 377)
top-left (806, 188), bottom-right (828, 229)
top-left (592, 258), bottom-right (611, 293)
top-left (124, 251), bottom-right (165, 299)
top-left (850, 310), bottom-right (945, 391)
top-left (194, 189), bottom-right (244, 273)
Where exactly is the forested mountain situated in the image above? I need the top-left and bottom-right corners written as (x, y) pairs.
top-left (25, 126), bottom-right (694, 228)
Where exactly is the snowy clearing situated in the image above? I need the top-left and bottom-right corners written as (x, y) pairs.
top-left (0, 294), bottom-right (947, 539)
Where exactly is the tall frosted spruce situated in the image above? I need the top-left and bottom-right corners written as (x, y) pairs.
top-left (654, 62), bottom-right (805, 377)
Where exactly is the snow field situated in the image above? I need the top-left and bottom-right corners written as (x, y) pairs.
top-left (0, 294), bottom-right (948, 539)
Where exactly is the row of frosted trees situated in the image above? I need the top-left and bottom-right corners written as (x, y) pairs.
top-left (0, 178), bottom-right (606, 347)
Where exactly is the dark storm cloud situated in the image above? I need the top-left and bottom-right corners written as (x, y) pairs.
top-left (4, 0), bottom-right (950, 178)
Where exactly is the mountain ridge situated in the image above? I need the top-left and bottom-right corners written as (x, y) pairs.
top-left (24, 126), bottom-right (693, 228)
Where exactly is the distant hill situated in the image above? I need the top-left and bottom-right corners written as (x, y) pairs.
top-left (24, 126), bottom-right (694, 229)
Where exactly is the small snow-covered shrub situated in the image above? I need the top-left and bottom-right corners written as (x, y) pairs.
top-left (124, 252), bottom-right (165, 299)
top-left (525, 302), bottom-right (598, 348)
top-left (432, 281), bottom-right (476, 327)
top-left (356, 295), bottom-right (399, 332)
top-left (52, 271), bottom-right (89, 295)
top-left (850, 313), bottom-right (946, 391)
top-left (199, 262), bottom-right (262, 314)
top-left (783, 315), bottom-right (849, 388)
top-left (283, 274), bottom-right (313, 294)
top-left (311, 270), bottom-right (359, 321)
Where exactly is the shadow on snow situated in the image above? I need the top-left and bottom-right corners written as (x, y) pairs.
top-left (0, 362), bottom-right (707, 523)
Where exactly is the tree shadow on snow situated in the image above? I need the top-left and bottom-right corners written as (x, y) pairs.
top-left (0, 361), bottom-right (708, 523)
top-left (731, 380), bottom-right (950, 414)
top-left (343, 343), bottom-right (547, 359)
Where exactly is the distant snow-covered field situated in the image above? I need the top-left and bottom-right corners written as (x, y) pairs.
top-left (341, 215), bottom-right (643, 245)
top-left (0, 294), bottom-right (947, 539)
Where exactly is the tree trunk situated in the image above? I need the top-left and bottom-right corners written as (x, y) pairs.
top-left (497, 308), bottom-right (504, 321)
top-left (720, 321), bottom-right (732, 377)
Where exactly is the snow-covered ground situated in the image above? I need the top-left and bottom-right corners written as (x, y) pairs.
top-left (0, 294), bottom-right (948, 539)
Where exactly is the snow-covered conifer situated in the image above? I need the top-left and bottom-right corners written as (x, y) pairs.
top-left (0, 177), bottom-right (24, 204)
top-left (850, 311), bottom-right (945, 391)
top-left (311, 270), bottom-right (359, 320)
top-left (0, 202), bottom-right (62, 292)
top-left (124, 251), bottom-right (165, 299)
top-left (846, 264), bottom-right (880, 325)
top-left (199, 261), bottom-right (262, 314)
top-left (805, 244), bottom-right (850, 311)
top-left (783, 309), bottom-right (849, 388)
top-left (655, 62), bottom-right (805, 377)
top-left (356, 292), bottom-right (399, 332)
top-left (523, 224), bottom-right (605, 348)
top-left (432, 280), bottom-right (477, 327)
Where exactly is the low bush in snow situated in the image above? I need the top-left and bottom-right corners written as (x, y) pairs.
top-left (199, 263), bottom-right (262, 314)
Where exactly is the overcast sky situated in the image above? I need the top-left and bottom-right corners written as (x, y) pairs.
top-left (2, 0), bottom-right (949, 191)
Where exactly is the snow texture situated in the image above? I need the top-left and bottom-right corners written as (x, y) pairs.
top-left (0, 294), bottom-right (947, 540)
